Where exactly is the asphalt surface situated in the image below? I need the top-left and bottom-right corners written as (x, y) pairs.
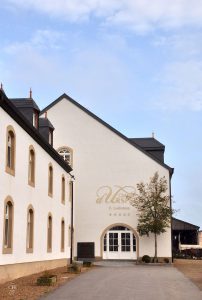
top-left (41, 262), bottom-right (202, 300)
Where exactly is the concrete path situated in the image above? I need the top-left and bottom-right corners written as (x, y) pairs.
top-left (41, 264), bottom-right (202, 300)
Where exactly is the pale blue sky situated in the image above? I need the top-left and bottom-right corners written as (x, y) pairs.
top-left (1, 0), bottom-right (202, 227)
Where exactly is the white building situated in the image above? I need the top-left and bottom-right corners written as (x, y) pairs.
top-left (0, 90), bottom-right (72, 283)
top-left (41, 93), bottom-right (174, 262)
top-left (0, 88), bottom-right (174, 283)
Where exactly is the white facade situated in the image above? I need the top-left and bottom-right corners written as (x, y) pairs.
top-left (0, 89), bottom-right (173, 282)
top-left (0, 104), bottom-right (72, 282)
top-left (43, 96), bottom-right (172, 260)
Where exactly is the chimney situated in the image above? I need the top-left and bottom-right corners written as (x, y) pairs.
top-left (0, 83), bottom-right (3, 91)
top-left (29, 88), bottom-right (32, 99)
top-left (152, 132), bottom-right (155, 138)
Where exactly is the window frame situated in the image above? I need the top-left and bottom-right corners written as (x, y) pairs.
top-left (5, 125), bottom-right (16, 176)
top-left (26, 205), bottom-right (34, 253)
top-left (68, 225), bottom-right (71, 247)
top-left (57, 146), bottom-right (73, 167)
top-left (61, 218), bottom-right (65, 252)
top-left (28, 145), bottom-right (35, 187)
top-left (48, 130), bottom-right (53, 146)
top-left (69, 180), bottom-right (73, 203)
top-left (61, 175), bottom-right (65, 204)
top-left (48, 163), bottom-right (53, 197)
top-left (33, 110), bottom-right (38, 129)
top-left (47, 213), bottom-right (53, 252)
top-left (3, 196), bottom-right (14, 254)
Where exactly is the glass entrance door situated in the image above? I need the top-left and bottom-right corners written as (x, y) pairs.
top-left (103, 226), bottom-right (137, 260)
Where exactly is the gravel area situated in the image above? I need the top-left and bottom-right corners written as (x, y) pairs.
top-left (1, 259), bottom-right (202, 299)
top-left (174, 259), bottom-right (202, 290)
top-left (0, 266), bottom-right (91, 300)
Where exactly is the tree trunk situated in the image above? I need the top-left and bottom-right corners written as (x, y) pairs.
top-left (154, 233), bottom-right (158, 262)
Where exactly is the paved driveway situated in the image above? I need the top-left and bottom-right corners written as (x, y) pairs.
top-left (41, 264), bottom-right (202, 300)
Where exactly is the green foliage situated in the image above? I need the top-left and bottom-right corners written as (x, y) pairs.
top-left (164, 257), bottom-right (170, 263)
top-left (131, 172), bottom-right (172, 237)
top-left (142, 255), bottom-right (151, 263)
top-left (83, 261), bottom-right (92, 267)
top-left (130, 172), bottom-right (173, 261)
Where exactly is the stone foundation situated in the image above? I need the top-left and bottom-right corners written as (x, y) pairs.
top-left (0, 258), bottom-right (70, 284)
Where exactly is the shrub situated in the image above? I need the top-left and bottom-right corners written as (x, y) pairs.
top-left (83, 261), bottom-right (92, 267)
top-left (164, 257), bottom-right (169, 263)
top-left (142, 255), bottom-right (151, 263)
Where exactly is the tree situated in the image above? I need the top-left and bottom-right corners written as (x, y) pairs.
top-left (131, 172), bottom-right (173, 262)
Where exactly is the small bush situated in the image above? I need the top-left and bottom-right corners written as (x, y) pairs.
top-left (142, 255), bottom-right (151, 263)
top-left (164, 258), bottom-right (169, 263)
top-left (83, 261), bottom-right (92, 267)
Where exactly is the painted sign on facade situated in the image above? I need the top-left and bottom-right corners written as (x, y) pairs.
top-left (96, 185), bottom-right (136, 205)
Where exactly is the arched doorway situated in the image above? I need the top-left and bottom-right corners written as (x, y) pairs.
top-left (102, 225), bottom-right (138, 260)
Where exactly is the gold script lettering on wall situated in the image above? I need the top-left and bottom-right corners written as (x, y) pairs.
top-left (96, 186), bottom-right (136, 205)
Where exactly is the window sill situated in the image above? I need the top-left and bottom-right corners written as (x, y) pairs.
top-left (26, 248), bottom-right (33, 253)
top-left (3, 247), bottom-right (13, 254)
top-left (5, 166), bottom-right (15, 177)
top-left (28, 181), bottom-right (35, 188)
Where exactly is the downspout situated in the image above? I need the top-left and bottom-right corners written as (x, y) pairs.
top-left (70, 174), bottom-right (75, 264)
top-left (169, 169), bottom-right (174, 263)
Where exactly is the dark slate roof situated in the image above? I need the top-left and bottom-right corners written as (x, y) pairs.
top-left (41, 93), bottom-right (174, 176)
top-left (10, 98), bottom-right (40, 111)
top-left (0, 90), bottom-right (72, 173)
top-left (172, 218), bottom-right (200, 230)
top-left (39, 117), bottom-right (55, 130)
top-left (130, 138), bottom-right (165, 151)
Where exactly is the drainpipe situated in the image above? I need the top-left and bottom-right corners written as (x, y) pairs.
top-left (169, 171), bottom-right (174, 263)
top-left (70, 174), bottom-right (75, 264)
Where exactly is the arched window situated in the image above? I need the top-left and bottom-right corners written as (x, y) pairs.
top-left (58, 147), bottom-right (73, 167)
top-left (61, 219), bottom-right (65, 252)
top-left (69, 180), bottom-right (73, 202)
top-left (48, 164), bottom-right (53, 197)
top-left (6, 126), bottom-right (16, 176)
top-left (28, 146), bottom-right (35, 186)
top-left (26, 206), bottom-right (34, 252)
top-left (47, 214), bottom-right (52, 252)
top-left (61, 175), bottom-right (65, 204)
top-left (3, 197), bottom-right (14, 254)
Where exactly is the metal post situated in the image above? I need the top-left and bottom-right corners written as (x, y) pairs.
top-left (169, 173), bottom-right (174, 263)
top-left (70, 178), bottom-right (74, 264)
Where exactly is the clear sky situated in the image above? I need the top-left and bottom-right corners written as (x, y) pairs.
top-left (1, 0), bottom-right (202, 228)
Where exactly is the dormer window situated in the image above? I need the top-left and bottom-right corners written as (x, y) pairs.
top-left (33, 111), bottom-right (38, 129)
top-left (49, 130), bottom-right (53, 146)
top-left (39, 117), bottom-right (54, 145)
